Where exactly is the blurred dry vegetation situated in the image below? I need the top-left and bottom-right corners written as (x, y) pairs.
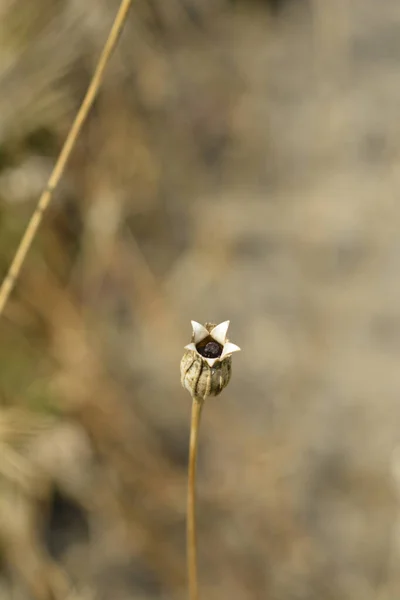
top-left (1, 0), bottom-right (400, 598)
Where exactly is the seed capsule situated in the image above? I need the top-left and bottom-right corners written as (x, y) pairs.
top-left (180, 321), bottom-right (240, 400)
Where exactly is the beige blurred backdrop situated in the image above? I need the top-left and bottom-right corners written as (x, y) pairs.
top-left (1, 1), bottom-right (400, 599)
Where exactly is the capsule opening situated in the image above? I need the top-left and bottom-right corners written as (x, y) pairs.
top-left (196, 335), bottom-right (223, 359)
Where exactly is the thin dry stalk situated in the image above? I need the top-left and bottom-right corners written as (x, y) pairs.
top-left (187, 397), bottom-right (204, 600)
top-left (0, 0), bottom-right (134, 317)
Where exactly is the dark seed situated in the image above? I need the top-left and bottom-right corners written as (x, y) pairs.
top-left (199, 341), bottom-right (222, 359)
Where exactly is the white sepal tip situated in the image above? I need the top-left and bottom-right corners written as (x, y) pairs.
top-left (210, 320), bottom-right (230, 345)
top-left (191, 321), bottom-right (209, 343)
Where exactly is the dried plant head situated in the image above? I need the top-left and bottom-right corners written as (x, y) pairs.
top-left (180, 320), bottom-right (240, 401)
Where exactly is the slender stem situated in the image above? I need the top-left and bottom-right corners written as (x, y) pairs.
top-left (0, 0), bottom-right (133, 318)
top-left (187, 396), bottom-right (204, 600)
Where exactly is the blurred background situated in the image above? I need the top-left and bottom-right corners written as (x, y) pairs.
top-left (1, 0), bottom-right (400, 598)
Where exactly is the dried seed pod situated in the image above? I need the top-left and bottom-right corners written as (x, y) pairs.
top-left (180, 321), bottom-right (240, 400)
